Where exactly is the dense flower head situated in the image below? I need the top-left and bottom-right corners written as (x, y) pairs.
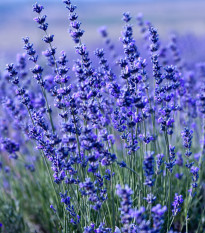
top-left (1, 138), bottom-right (19, 159)
top-left (42, 34), bottom-right (54, 43)
top-left (33, 15), bottom-right (47, 25)
top-left (60, 191), bottom-right (71, 206)
top-left (181, 128), bottom-right (193, 150)
top-left (144, 193), bottom-right (156, 204)
top-left (32, 3), bottom-right (44, 13)
top-left (50, 205), bottom-right (56, 213)
top-left (165, 146), bottom-right (176, 173)
top-left (122, 12), bottom-right (131, 22)
top-left (190, 166), bottom-right (199, 188)
top-left (152, 204), bottom-right (167, 231)
top-left (156, 153), bottom-right (164, 173)
top-left (143, 151), bottom-right (155, 186)
top-left (95, 223), bottom-right (112, 233)
top-left (149, 26), bottom-right (160, 52)
top-left (172, 193), bottom-right (184, 216)
top-left (80, 178), bottom-right (107, 211)
top-left (23, 37), bottom-right (38, 62)
top-left (116, 184), bottom-right (133, 232)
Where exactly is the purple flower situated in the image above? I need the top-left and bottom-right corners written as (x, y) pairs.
top-left (190, 166), bottom-right (199, 188)
top-left (116, 184), bottom-right (133, 232)
top-left (165, 146), bottom-right (176, 173)
top-left (152, 204), bottom-right (167, 231)
top-left (32, 3), bottom-right (44, 13)
top-left (83, 223), bottom-right (95, 233)
top-left (122, 12), bottom-right (131, 22)
top-left (50, 205), bottom-right (56, 213)
top-left (144, 193), bottom-right (156, 204)
top-left (181, 128), bottom-right (193, 157)
top-left (43, 34), bottom-right (54, 43)
top-left (95, 223), bottom-right (112, 233)
top-left (156, 153), bottom-right (164, 173)
top-left (143, 151), bottom-right (155, 186)
top-left (1, 138), bottom-right (19, 159)
top-left (33, 15), bottom-right (47, 25)
top-left (172, 193), bottom-right (184, 216)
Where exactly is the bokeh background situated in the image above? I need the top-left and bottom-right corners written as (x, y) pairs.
top-left (0, 0), bottom-right (205, 66)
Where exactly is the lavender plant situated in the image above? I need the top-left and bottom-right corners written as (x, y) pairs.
top-left (0, 1), bottom-right (205, 233)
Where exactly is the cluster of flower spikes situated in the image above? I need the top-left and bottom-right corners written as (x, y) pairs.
top-left (63, 1), bottom-right (93, 99)
top-left (0, 5), bottom-right (84, 227)
top-left (3, 5), bottom-right (62, 191)
top-left (79, 176), bottom-right (107, 211)
top-left (1, 54), bottom-right (42, 164)
top-left (23, 2), bottom-right (119, 220)
top-left (172, 193), bottom-right (184, 216)
top-left (60, 191), bottom-right (80, 225)
top-left (2, 93), bottom-right (27, 133)
top-left (94, 48), bottom-right (120, 130)
top-left (149, 25), bottom-right (162, 85)
top-left (151, 204), bottom-right (167, 232)
top-left (83, 223), bottom-right (112, 233)
top-left (116, 184), bottom-right (167, 233)
top-left (180, 71), bottom-right (198, 122)
top-left (64, 0), bottom-right (120, 173)
top-left (156, 65), bottom-right (181, 135)
top-left (119, 12), bottom-right (147, 100)
top-left (0, 118), bottom-right (31, 173)
top-left (137, 12), bottom-right (168, 68)
top-left (63, 3), bottom-right (116, 143)
top-left (139, 17), bottom-right (182, 141)
top-left (190, 166), bottom-right (199, 189)
top-left (0, 138), bottom-right (19, 160)
top-left (31, 3), bottom-right (84, 187)
top-left (181, 127), bottom-right (199, 189)
top-left (116, 184), bottom-right (134, 232)
top-left (181, 127), bottom-right (193, 157)
top-left (1, 54), bottom-right (40, 131)
top-left (110, 12), bottom-right (156, 156)
top-left (62, 0), bottom-right (115, 137)
top-left (5, 61), bottom-right (48, 140)
top-left (156, 153), bottom-right (164, 174)
top-left (32, 3), bottom-right (67, 129)
top-left (144, 26), bottom-right (180, 141)
top-left (5, 63), bottom-right (32, 110)
top-left (143, 151), bottom-right (155, 186)
top-left (5, 58), bottom-right (63, 180)
top-left (165, 146), bottom-right (176, 173)
top-left (98, 26), bottom-right (118, 61)
top-left (0, 59), bottom-right (42, 173)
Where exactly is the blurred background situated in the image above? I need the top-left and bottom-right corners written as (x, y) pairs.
top-left (0, 0), bottom-right (205, 65)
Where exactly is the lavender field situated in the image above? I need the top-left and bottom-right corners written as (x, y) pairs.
top-left (0, 0), bottom-right (205, 232)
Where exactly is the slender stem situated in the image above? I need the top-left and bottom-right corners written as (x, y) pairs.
top-left (111, 166), bottom-right (115, 232)
top-left (42, 152), bottom-right (60, 208)
top-left (41, 86), bottom-right (55, 133)
top-left (167, 216), bottom-right (175, 233)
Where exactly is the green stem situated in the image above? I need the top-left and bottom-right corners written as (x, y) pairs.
top-left (111, 166), bottom-right (115, 232)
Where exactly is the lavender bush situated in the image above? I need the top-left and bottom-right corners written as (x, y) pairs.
top-left (0, 1), bottom-right (205, 232)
